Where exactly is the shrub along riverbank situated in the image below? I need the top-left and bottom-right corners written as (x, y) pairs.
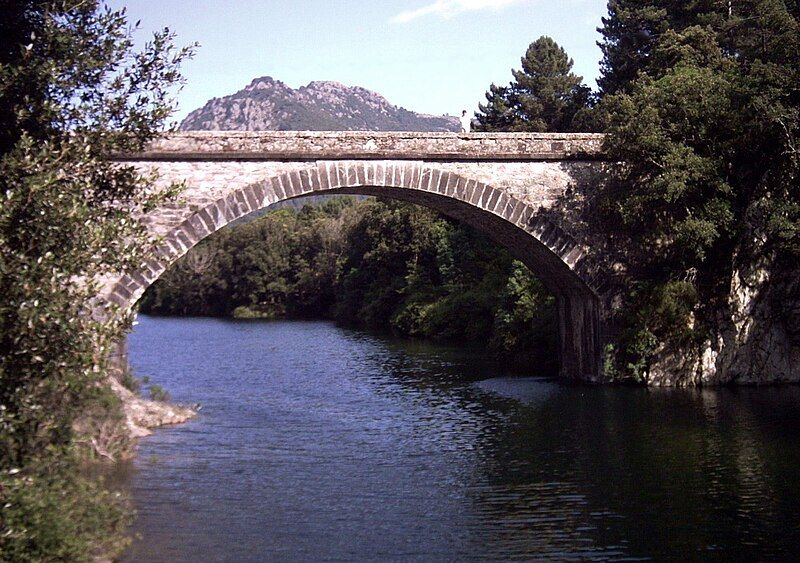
top-left (0, 2), bottom-right (194, 558)
top-left (141, 197), bottom-right (559, 373)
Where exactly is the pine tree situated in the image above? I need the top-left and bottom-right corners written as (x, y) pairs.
top-left (597, 0), bottom-right (729, 94)
top-left (475, 36), bottom-right (591, 132)
top-left (476, 83), bottom-right (519, 131)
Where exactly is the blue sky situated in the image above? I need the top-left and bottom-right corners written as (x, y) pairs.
top-left (107, 1), bottom-right (608, 123)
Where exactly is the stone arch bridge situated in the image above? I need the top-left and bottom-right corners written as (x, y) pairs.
top-left (108, 131), bottom-right (611, 380)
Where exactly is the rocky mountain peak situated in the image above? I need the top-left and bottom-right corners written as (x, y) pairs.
top-left (304, 80), bottom-right (348, 91)
top-left (244, 76), bottom-right (279, 89)
top-left (180, 77), bottom-right (458, 132)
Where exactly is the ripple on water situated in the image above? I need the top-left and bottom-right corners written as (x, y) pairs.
top-left (121, 317), bottom-right (800, 561)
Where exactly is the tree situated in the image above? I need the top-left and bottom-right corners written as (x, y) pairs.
top-left (0, 1), bottom-right (193, 557)
top-left (475, 36), bottom-right (592, 132)
top-left (139, 197), bottom-right (558, 373)
top-left (592, 2), bottom-right (800, 381)
top-left (596, 0), bottom-right (728, 95)
top-left (597, 0), bottom-right (671, 95)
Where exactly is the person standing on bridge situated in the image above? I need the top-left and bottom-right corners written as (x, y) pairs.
top-left (460, 110), bottom-right (472, 133)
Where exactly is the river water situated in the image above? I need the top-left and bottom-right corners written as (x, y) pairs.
top-left (122, 315), bottom-right (800, 561)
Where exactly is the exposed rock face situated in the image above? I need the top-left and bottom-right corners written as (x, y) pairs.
top-left (180, 77), bottom-right (460, 132)
top-left (108, 341), bottom-right (196, 449)
top-left (646, 268), bottom-right (800, 386)
top-left (721, 273), bottom-right (800, 383)
top-left (109, 377), bottom-right (196, 439)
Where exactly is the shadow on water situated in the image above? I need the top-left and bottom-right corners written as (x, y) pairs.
top-left (119, 316), bottom-right (800, 561)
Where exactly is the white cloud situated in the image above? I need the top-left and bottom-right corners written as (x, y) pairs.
top-left (390, 0), bottom-right (528, 24)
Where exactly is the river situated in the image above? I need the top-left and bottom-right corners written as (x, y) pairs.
top-left (121, 315), bottom-right (800, 561)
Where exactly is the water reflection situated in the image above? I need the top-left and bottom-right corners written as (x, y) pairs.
top-left (122, 316), bottom-right (800, 561)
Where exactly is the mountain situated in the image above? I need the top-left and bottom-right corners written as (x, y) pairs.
top-left (180, 76), bottom-right (459, 132)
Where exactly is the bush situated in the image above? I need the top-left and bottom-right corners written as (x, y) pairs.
top-left (232, 305), bottom-right (279, 319)
top-left (148, 384), bottom-right (171, 403)
top-left (119, 367), bottom-right (142, 395)
top-left (608, 280), bottom-right (704, 381)
top-left (0, 459), bottom-right (133, 561)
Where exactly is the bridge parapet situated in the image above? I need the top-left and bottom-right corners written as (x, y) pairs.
top-left (118, 131), bottom-right (605, 162)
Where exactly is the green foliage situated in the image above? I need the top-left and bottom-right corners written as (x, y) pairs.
top-left (491, 263), bottom-right (558, 371)
top-left (142, 199), bottom-right (353, 318)
top-left (119, 366), bottom-right (142, 394)
top-left (232, 305), bottom-right (275, 319)
top-left (475, 36), bottom-right (593, 132)
top-left (599, 30), bottom-right (739, 271)
top-left (597, 0), bottom-right (671, 95)
top-left (608, 281), bottom-right (701, 381)
top-left (1, 0), bottom-right (193, 465)
top-left (143, 198), bottom-right (558, 372)
top-left (71, 383), bottom-right (133, 462)
top-left (0, 461), bottom-right (133, 561)
top-left (593, 1), bottom-right (800, 377)
top-left (0, 1), bottom-right (193, 557)
top-left (148, 384), bottom-right (170, 403)
top-left (334, 199), bottom-right (450, 329)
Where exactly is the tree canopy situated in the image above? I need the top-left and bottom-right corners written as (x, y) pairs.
top-left (141, 198), bottom-right (558, 372)
top-left (592, 0), bottom-right (800, 379)
top-left (475, 36), bottom-right (592, 132)
top-left (472, 2), bottom-right (799, 381)
top-left (0, 1), bottom-right (192, 557)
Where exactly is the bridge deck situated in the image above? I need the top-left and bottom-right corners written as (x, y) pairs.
top-left (119, 131), bottom-right (605, 162)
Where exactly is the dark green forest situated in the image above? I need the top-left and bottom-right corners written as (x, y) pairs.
top-left (141, 198), bottom-right (558, 372)
top-left (476, 2), bottom-right (799, 379)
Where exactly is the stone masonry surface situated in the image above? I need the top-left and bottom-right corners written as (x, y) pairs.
top-left (118, 131), bottom-right (605, 161)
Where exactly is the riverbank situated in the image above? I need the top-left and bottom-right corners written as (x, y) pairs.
top-left (0, 349), bottom-right (196, 562)
top-left (105, 339), bottom-right (197, 454)
top-left (109, 375), bottom-right (197, 442)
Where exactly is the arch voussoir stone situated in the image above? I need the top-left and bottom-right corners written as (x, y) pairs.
top-left (493, 192), bottom-right (510, 215)
top-left (353, 162), bottom-right (366, 186)
top-left (268, 175), bottom-right (285, 199)
top-left (293, 169), bottom-right (313, 196)
top-left (196, 207), bottom-right (216, 231)
top-left (505, 199), bottom-right (524, 224)
top-left (282, 171), bottom-right (300, 197)
top-left (262, 183), bottom-right (278, 207)
top-left (362, 161), bottom-right (375, 186)
top-left (215, 196), bottom-right (234, 223)
top-left (446, 174), bottom-right (458, 197)
top-left (387, 161), bottom-right (401, 187)
top-left (187, 214), bottom-right (210, 239)
top-left (174, 228), bottom-right (193, 250)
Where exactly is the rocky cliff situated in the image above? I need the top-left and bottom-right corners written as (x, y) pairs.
top-left (180, 76), bottom-right (459, 132)
top-left (647, 266), bottom-right (800, 386)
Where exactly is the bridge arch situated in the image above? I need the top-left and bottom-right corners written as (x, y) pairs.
top-left (105, 159), bottom-right (605, 380)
